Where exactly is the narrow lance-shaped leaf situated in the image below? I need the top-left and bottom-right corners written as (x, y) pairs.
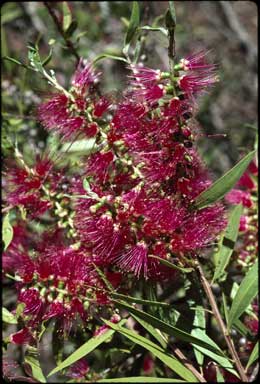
top-left (123, 1), bottom-right (140, 54)
top-left (97, 377), bottom-right (186, 383)
top-left (48, 319), bottom-right (126, 377)
top-left (212, 204), bottom-right (243, 283)
top-left (132, 314), bottom-right (168, 349)
top-left (2, 307), bottom-right (17, 324)
top-left (246, 342), bottom-right (259, 370)
top-left (93, 53), bottom-right (128, 64)
top-left (191, 305), bottom-right (205, 366)
top-left (111, 292), bottom-right (170, 307)
top-left (103, 320), bottom-right (197, 382)
top-left (113, 299), bottom-right (225, 355)
top-left (194, 150), bottom-right (256, 209)
top-left (188, 303), bottom-right (238, 376)
top-left (228, 260), bottom-right (258, 330)
top-left (149, 255), bottom-right (193, 273)
top-left (139, 26), bottom-right (168, 36)
top-left (25, 346), bottom-right (46, 383)
top-left (62, 1), bottom-right (72, 32)
top-left (3, 212), bottom-right (13, 251)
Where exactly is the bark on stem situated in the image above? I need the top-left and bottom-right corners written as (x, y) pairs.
top-left (195, 260), bottom-right (248, 382)
top-left (171, 345), bottom-right (207, 382)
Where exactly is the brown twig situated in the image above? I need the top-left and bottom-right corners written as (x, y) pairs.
top-left (43, 2), bottom-right (80, 63)
top-left (171, 345), bottom-right (207, 382)
top-left (195, 260), bottom-right (248, 382)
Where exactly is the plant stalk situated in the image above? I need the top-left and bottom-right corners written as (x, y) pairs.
top-left (171, 345), bottom-right (207, 382)
top-left (43, 2), bottom-right (80, 63)
top-left (195, 260), bottom-right (248, 382)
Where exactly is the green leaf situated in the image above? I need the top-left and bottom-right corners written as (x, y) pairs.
top-left (2, 56), bottom-right (27, 67)
top-left (3, 212), bottom-right (13, 251)
top-left (93, 263), bottom-right (114, 291)
top-left (191, 329), bottom-right (237, 376)
top-left (246, 342), bottom-right (258, 370)
top-left (212, 204), bottom-right (243, 283)
top-left (132, 314), bottom-right (168, 349)
top-left (97, 377), bottom-right (186, 383)
top-left (140, 26), bottom-right (168, 36)
top-left (191, 305), bottom-right (205, 366)
top-left (149, 255), bottom-right (193, 273)
top-left (216, 367), bottom-right (225, 382)
top-left (93, 53), bottom-right (128, 64)
top-left (111, 292), bottom-right (170, 307)
top-left (104, 320), bottom-right (197, 382)
top-left (123, 1), bottom-right (140, 53)
top-left (189, 304), bottom-right (237, 376)
top-left (222, 293), bottom-right (229, 325)
top-left (42, 48), bottom-right (53, 67)
top-left (233, 318), bottom-right (252, 337)
top-left (61, 138), bottom-right (96, 153)
top-left (2, 308), bottom-right (17, 324)
top-left (48, 320), bottom-right (126, 377)
top-left (25, 346), bottom-right (46, 383)
top-left (228, 260), bottom-right (258, 330)
top-left (166, 1), bottom-right (177, 28)
top-left (28, 44), bottom-right (43, 72)
top-left (194, 150), bottom-right (256, 209)
top-left (64, 20), bottom-right (78, 39)
top-left (113, 300), bottom-right (225, 355)
top-left (62, 1), bottom-right (72, 32)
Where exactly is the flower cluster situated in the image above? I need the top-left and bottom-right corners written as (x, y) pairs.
top-left (38, 59), bottom-right (111, 141)
top-left (72, 51), bottom-right (226, 281)
top-left (3, 52), bottom-right (227, 345)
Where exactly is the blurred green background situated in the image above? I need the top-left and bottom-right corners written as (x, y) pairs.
top-left (1, 1), bottom-right (258, 176)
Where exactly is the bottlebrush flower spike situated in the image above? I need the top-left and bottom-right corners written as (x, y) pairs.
top-left (170, 205), bottom-right (226, 255)
top-left (179, 50), bottom-right (216, 71)
top-left (129, 84), bottom-right (165, 104)
top-left (128, 64), bottom-right (162, 85)
top-left (72, 59), bottom-right (100, 93)
top-left (66, 358), bottom-right (89, 379)
top-left (10, 327), bottom-right (35, 345)
top-left (116, 242), bottom-right (148, 279)
top-left (38, 93), bottom-right (85, 141)
top-left (179, 71), bottom-right (218, 97)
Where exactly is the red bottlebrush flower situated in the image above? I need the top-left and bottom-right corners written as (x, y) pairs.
top-left (163, 97), bottom-right (192, 119)
top-left (66, 358), bottom-right (89, 379)
top-left (116, 242), bottom-right (148, 279)
top-left (84, 122), bottom-right (99, 137)
top-left (76, 213), bottom-right (125, 264)
top-left (248, 160), bottom-right (258, 175)
top-left (93, 96), bottom-right (111, 118)
top-left (179, 72), bottom-right (217, 97)
top-left (245, 317), bottom-right (258, 335)
top-left (239, 215), bottom-right (249, 231)
top-left (43, 301), bottom-right (65, 321)
top-left (130, 84), bottom-right (165, 104)
top-left (237, 171), bottom-right (256, 190)
top-left (225, 189), bottom-right (253, 208)
top-left (86, 151), bottom-right (114, 184)
top-left (19, 288), bottom-right (44, 318)
top-left (143, 354), bottom-right (154, 374)
top-left (72, 59), bottom-right (100, 93)
top-left (38, 93), bottom-right (86, 141)
top-left (10, 328), bottom-right (35, 345)
top-left (180, 50), bottom-right (216, 72)
top-left (129, 64), bottom-right (161, 85)
top-left (143, 198), bottom-right (186, 234)
top-left (170, 205), bottom-right (226, 255)
top-left (8, 193), bottom-right (52, 218)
